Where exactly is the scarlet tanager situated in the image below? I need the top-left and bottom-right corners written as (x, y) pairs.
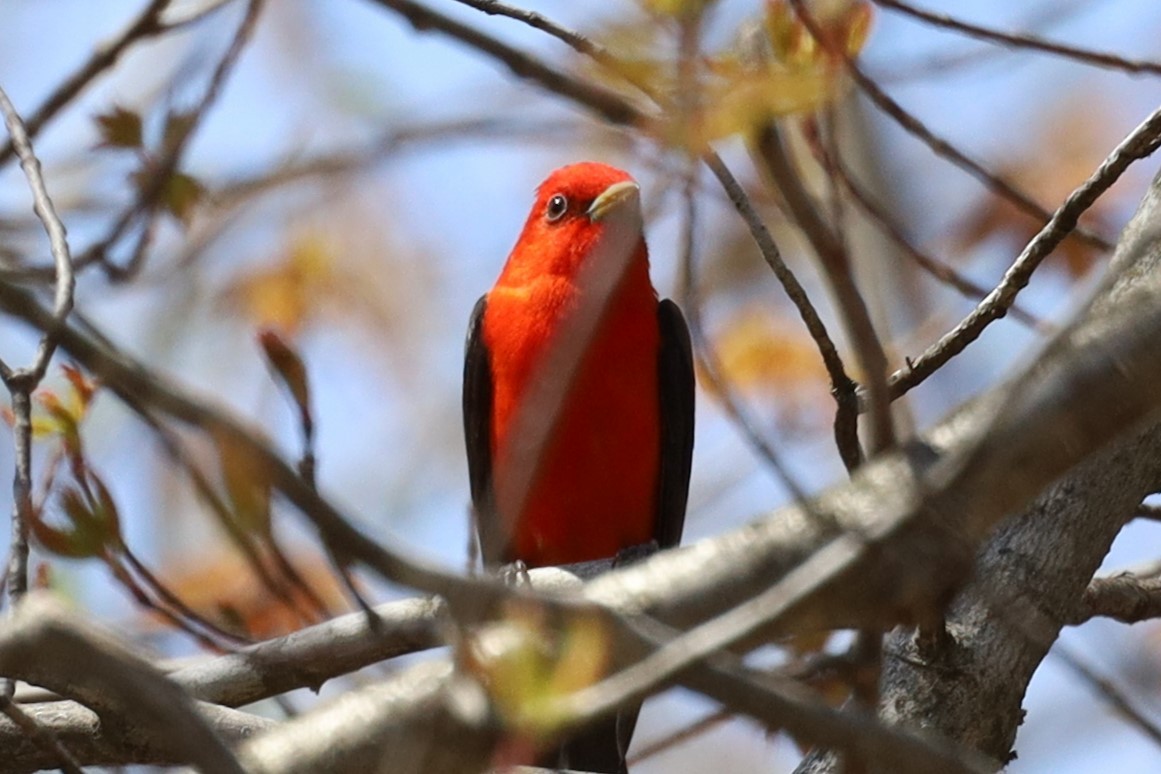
top-left (463, 162), bottom-right (695, 772)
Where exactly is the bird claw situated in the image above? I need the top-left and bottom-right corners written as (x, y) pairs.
top-left (499, 559), bottom-right (531, 587)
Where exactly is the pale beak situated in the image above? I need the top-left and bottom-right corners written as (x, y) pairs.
top-left (586, 180), bottom-right (640, 222)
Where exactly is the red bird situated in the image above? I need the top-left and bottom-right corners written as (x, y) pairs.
top-left (463, 162), bottom-right (695, 772)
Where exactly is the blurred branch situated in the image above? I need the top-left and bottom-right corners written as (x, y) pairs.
top-left (0, 593), bottom-right (245, 773)
top-left (752, 123), bottom-right (893, 456)
top-left (0, 0), bottom-right (171, 169)
top-left (1050, 643), bottom-right (1161, 746)
top-left (214, 116), bottom-right (579, 206)
top-left (0, 116), bottom-right (578, 285)
top-left (79, 0), bottom-right (265, 281)
top-left (0, 697), bottom-right (84, 774)
top-left (828, 146), bottom-right (1043, 329)
top-left (676, 162), bottom-right (807, 500)
top-left (874, 0), bottom-right (1161, 76)
top-left (702, 152), bottom-right (862, 472)
top-left (874, 0), bottom-right (1101, 84)
top-left (229, 614), bottom-right (990, 774)
top-left (787, 0), bottom-right (1114, 254)
top-left (365, 0), bottom-right (642, 127)
top-left (137, 407), bottom-right (326, 629)
top-left (626, 707), bottom-right (731, 765)
top-left (0, 698), bottom-right (270, 773)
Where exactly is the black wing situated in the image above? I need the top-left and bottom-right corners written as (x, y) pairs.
top-left (655, 298), bottom-right (695, 550)
top-left (463, 295), bottom-right (500, 564)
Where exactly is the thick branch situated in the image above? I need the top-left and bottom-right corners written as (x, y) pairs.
top-left (0, 593), bottom-right (244, 773)
top-left (0, 699), bottom-right (270, 774)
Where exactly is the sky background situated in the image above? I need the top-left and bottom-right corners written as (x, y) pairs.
top-left (3, 0), bottom-right (1161, 770)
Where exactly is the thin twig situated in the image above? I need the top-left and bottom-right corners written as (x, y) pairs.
top-left (874, 0), bottom-right (1099, 84)
top-left (874, 0), bottom-right (1161, 77)
top-left (136, 406), bottom-right (329, 625)
top-left (80, 0), bottom-right (265, 280)
top-left (450, 0), bottom-right (606, 60)
top-left (3, 390), bottom-right (33, 619)
top-left (1052, 642), bottom-right (1161, 747)
top-left (830, 154), bottom-right (1043, 330)
top-left (0, 0), bottom-right (171, 169)
top-left (753, 123), bottom-right (893, 456)
top-left (786, 0), bottom-right (1113, 255)
top-left (888, 103), bottom-right (1161, 400)
top-left (701, 152), bottom-right (862, 470)
top-left (0, 85), bottom-right (78, 702)
top-left (672, 8), bottom-right (807, 491)
top-left (679, 154), bottom-right (805, 499)
top-left (0, 87), bottom-right (76, 386)
top-left (118, 545), bottom-right (252, 647)
top-left (366, 0), bottom-right (641, 127)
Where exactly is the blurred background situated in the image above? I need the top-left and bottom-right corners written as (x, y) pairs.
top-left (2, 0), bottom-right (1161, 770)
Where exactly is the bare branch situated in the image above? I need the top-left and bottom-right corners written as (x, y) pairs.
top-left (829, 147), bottom-right (1043, 330)
top-left (450, 0), bottom-right (606, 60)
top-left (678, 167), bottom-right (806, 496)
top-left (1071, 571), bottom-right (1161, 624)
top-left (83, 0), bottom-right (265, 280)
top-left (0, 83), bottom-right (76, 700)
top-left (365, 0), bottom-right (641, 127)
top-left (173, 595), bottom-right (446, 707)
top-left (1051, 643), bottom-right (1161, 747)
top-left (0, 0), bottom-right (170, 169)
top-left (0, 698), bottom-right (272, 772)
top-left (701, 152), bottom-right (862, 471)
top-left (752, 123), bottom-right (894, 455)
top-left (0, 593), bottom-right (245, 773)
top-left (0, 86), bottom-right (75, 386)
top-left (874, 0), bottom-right (1161, 77)
top-left (787, 0), bottom-right (1114, 254)
top-left (626, 707), bottom-right (731, 765)
top-left (887, 103), bottom-right (1161, 399)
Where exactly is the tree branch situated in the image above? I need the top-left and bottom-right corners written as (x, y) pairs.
top-left (1071, 571), bottom-right (1161, 624)
top-left (0, 593), bottom-right (245, 773)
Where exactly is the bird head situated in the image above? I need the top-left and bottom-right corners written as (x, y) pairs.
top-left (500, 162), bottom-right (646, 284)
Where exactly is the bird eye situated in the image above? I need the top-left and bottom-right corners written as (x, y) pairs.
top-left (545, 194), bottom-right (568, 222)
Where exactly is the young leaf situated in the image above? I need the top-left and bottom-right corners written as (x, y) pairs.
top-left (258, 329), bottom-right (312, 426)
top-left (94, 105), bottom-right (143, 150)
top-left (163, 171), bottom-right (206, 227)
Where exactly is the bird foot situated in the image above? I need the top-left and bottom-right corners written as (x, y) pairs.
top-left (498, 559), bottom-right (531, 587)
